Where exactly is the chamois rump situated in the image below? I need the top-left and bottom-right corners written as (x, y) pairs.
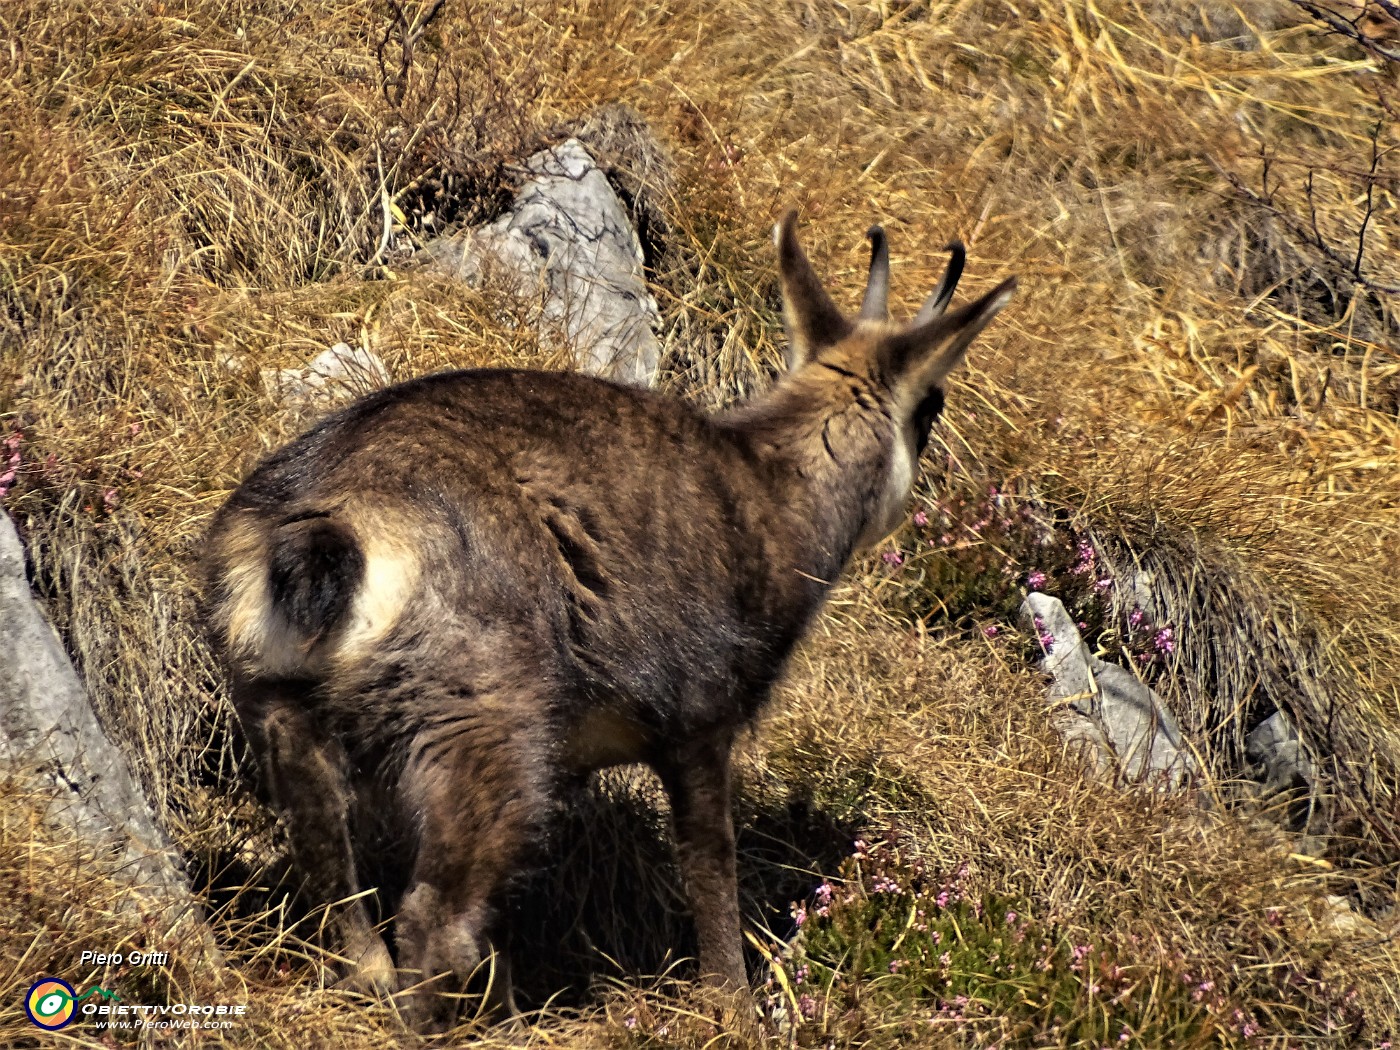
top-left (201, 210), bottom-right (1015, 1028)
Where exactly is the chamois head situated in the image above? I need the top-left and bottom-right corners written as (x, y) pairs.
top-left (768, 210), bottom-right (1015, 550)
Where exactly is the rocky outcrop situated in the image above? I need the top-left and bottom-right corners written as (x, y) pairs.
top-left (0, 511), bottom-right (214, 952)
top-left (420, 138), bottom-right (662, 387)
top-left (1021, 592), bottom-right (1199, 790)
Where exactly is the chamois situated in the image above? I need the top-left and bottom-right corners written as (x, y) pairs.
top-left (201, 210), bottom-right (1015, 1029)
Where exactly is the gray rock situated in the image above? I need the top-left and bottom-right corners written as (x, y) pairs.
top-left (1245, 709), bottom-right (1320, 832)
top-left (420, 138), bottom-right (661, 387)
top-left (1021, 592), bottom-right (1198, 790)
top-left (262, 342), bottom-right (390, 408)
top-left (0, 512), bottom-right (215, 953)
top-left (1246, 710), bottom-right (1316, 795)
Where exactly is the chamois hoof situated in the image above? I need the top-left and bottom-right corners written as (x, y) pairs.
top-left (333, 936), bottom-right (397, 1000)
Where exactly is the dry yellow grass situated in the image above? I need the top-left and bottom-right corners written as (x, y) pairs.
top-left (3, 0), bottom-right (1400, 1045)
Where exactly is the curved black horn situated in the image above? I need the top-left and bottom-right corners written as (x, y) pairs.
top-left (858, 225), bottom-right (890, 321)
top-left (912, 241), bottom-right (966, 325)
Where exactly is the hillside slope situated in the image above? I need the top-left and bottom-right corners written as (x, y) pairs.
top-left (2, 0), bottom-right (1398, 1045)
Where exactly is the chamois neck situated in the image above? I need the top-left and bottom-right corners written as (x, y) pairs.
top-left (716, 386), bottom-right (882, 589)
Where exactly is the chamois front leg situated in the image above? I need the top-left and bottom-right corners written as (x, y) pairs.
top-left (658, 732), bottom-right (747, 990)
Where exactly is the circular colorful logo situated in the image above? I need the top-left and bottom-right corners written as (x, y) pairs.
top-left (25, 978), bottom-right (77, 1030)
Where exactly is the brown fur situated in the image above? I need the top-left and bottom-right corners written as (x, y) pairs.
top-left (201, 211), bottom-right (1015, 1030)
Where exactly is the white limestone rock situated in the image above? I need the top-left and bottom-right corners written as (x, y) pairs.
top-left (0, 511), bottom-right (215, 953)
top-left (420, 138), bottom-right (661, 387)
top-left (1021, 592), bottom-right (1199, 790)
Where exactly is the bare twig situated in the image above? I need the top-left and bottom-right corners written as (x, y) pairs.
top-left (1353, 121), bottom-right (1384, 279)
top-left (1288, 0), bottom-right (1400, 62)
top-left (1209, 152), bottom-right (1400, 297)
top-left (376, 0), bottom-right (449, 109)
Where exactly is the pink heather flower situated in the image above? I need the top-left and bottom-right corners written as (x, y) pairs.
top-left (1004, 911), bottom-right (1017, 924)
top-left (1095, 576), bottom-right (1114, 592)
top-left (1077, 621), bottom-right (1089, 630)
top-left (103, 488), bottom-right (120, 511)
top-left (1071, 539), bottom-right (1096, 575)
top-left (623, 1015), bottom-right (637, 1029)
top-left (935, 890), bottom-right (950, 908)
top-left (814, 881), bottom-right (833, 905)
top-left (913, 510), bottom-right (929, 527)
top-left (872, 875), bottom-right (899, 893)
top-left (129, 422), bottom-right (142, 437)
top-left (1119, 1030), bottom-right (1131, 1043)
top-left (882, 550), bottom-right (904, 566)
top-left (794, 964), bottom-right (809, 984)
top-left (983, 625), bottom-right (999, 638)
top-left (888, 959), bottom-right (904, 974)
top-left (797, 994), bottom-right (817, 1020)
top-left (1039, 632), bottom-right (1055, 652)
top-left (792, 905), bottom-right (807, 927)
top-left (1154, 626), bottom-right (1175, 654)
top-left (0, 433), bottom-right (20, 498)
top-left (1128, 607), bottom-right (1146, 628)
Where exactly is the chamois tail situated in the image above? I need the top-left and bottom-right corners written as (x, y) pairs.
top-left (267, 514), bottom-right (365, 642)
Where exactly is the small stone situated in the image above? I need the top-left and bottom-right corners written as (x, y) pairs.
top-left (262, 343), bottom-right (390, 408)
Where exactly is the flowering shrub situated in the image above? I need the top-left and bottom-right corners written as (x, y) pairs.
top-left (877, 489), bottom-right (1179, 671)
top-left (0, 431), bottom-right (21, 501)
top-left (762, 833), bottom-right (1270, 1049)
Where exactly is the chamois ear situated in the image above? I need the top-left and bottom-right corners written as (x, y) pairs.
top-left (774, 210), bottom-right (852, 368)
top-left (883, 276), bottom-right (1016, 395)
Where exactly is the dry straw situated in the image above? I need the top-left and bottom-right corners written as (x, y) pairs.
top-left (2, 0), bottom-right (1399, 1044)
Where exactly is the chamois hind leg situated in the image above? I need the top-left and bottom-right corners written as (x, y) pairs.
top-left (394, 684), bottom-right (555, 1032)
top-left (232, 677), bottom-right (395, 996)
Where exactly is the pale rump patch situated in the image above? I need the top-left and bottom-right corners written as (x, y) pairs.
top-left (219, 516), bottom-right (307, 677)
top-left (337, 535), bottom-right (421, 660)
top-left (217, 512), bottom-right (421, 674)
